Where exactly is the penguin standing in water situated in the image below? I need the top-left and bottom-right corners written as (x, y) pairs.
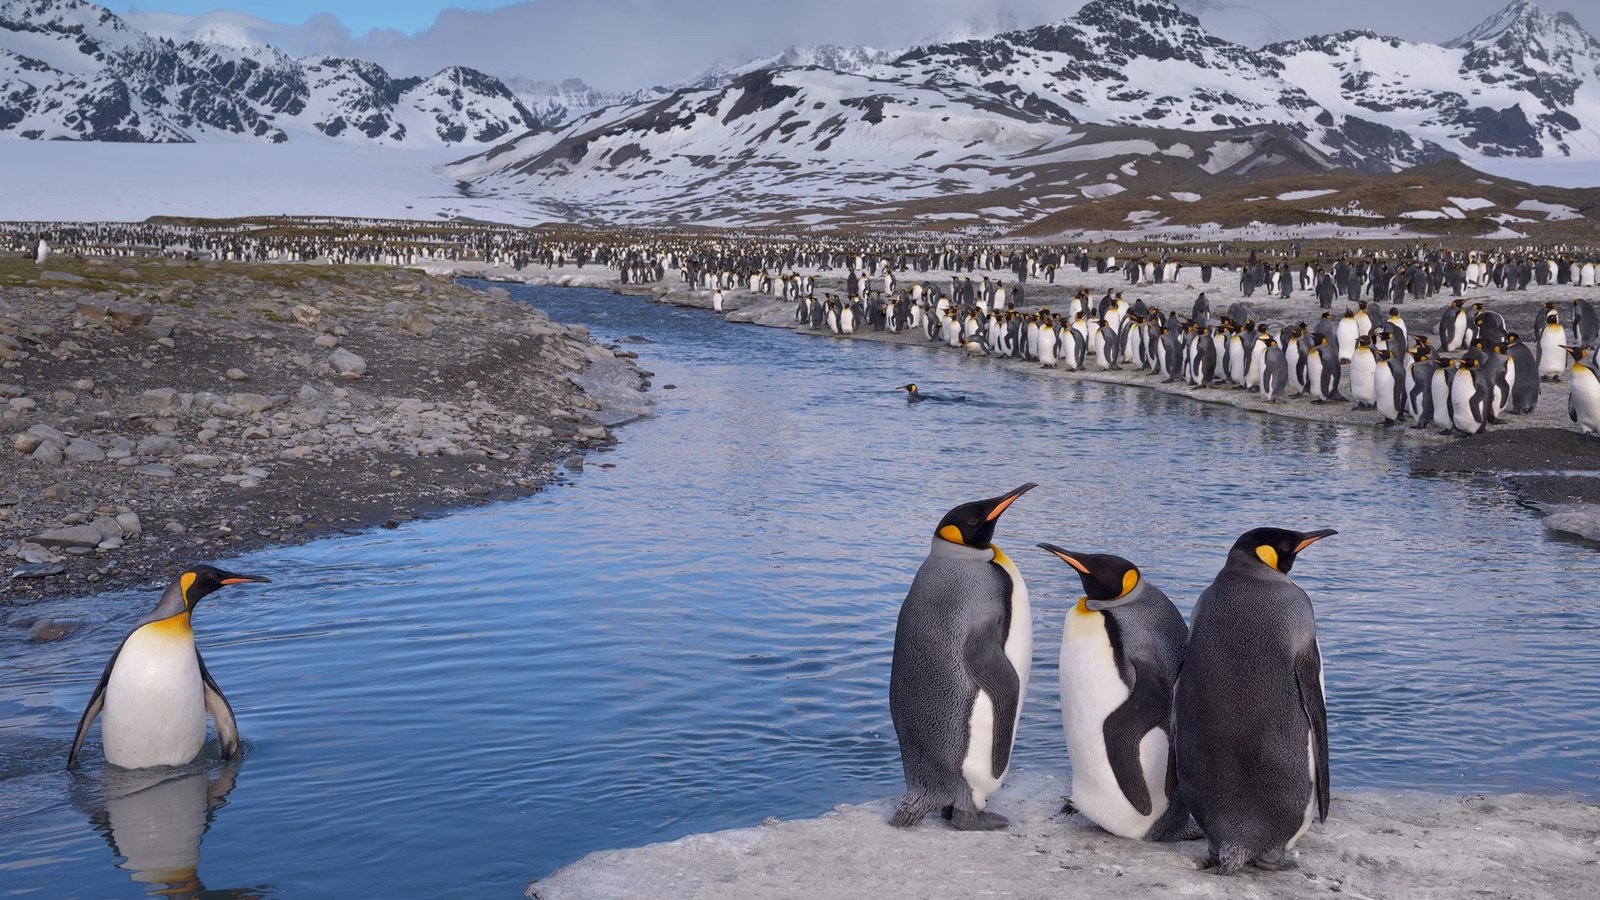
top-left (890, 484), bottom-right (1037, 831)
top-left (1037, 545), bottom-right (1194, 842)
top-left (69, 566), bottom-right (271, 769)
top-left (1177, 528), bottom-right (1336, 875)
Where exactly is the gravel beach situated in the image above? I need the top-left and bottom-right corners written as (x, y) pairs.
top-left (1, 257), bottom-right (650, 616)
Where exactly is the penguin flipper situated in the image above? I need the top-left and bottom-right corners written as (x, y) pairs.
top-left (963, 623), bottom-right (1020, 781)
top-left (68, 638), bottom-right (126, 769)
top-left (1295, 646), bottom-right (1331, 823)
top-left (1102, 661), bottom-right (1167, 816)
top-left (198, 652), bottom-right (239, 760)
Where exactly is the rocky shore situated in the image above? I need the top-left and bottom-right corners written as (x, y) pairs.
top-left (1, 256), bottom-right (649, 620)
top-left (528, 770), bottom-right (1600, 900)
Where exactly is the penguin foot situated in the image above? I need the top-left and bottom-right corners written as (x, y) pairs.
top-left (1059, 798), bottom-right (1078, 816)
top-left (950, 809), bottom-right (1009, 831)
top-left (1251, 850), bottom-right (1299, 872)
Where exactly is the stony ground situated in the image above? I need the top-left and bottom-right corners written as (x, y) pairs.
top-left (528, 769), bottom-right (1600, 900)
top-left (0, 256), bottom-right (649, 621)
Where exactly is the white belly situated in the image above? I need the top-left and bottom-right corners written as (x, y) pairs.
top-left (962, 549), bottom-right (1030, 808)
top-left (102, 627), bottom-right (206, 768)
top-left (1060, 608), bottom-right (1168, 839)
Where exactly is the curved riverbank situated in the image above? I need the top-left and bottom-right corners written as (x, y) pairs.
top-left (460, 261), bottom-right (1600, 544)
top-left (1, 258), bottom-right (650, 612)
top-left (529, 769), bottom-right (1600, 900)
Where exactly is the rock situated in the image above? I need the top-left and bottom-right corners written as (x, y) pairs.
top-left (291, 304), bottom-right (321, 325)
top-left (64, 438), bottom-right (104, 463)
top-left (135, 435), bottom-right (184, 458)
top-left (395, 399), bottom-right (433, 416)
top-left (164, 521), bottom-right (186, 535)
top-left (116, 512), bottom-right (142, 538)
top-left (91, 516), bottom-right (122, 542)
top-left (22, 424), bottom-right (67, 451)
top-left (226, 368), bottom-right (250, 381)
top-left (9, 563), bottom-right (65, 580)
top-left (180, 453), bottom-right (223, 469)
top-left (97, 537), bottom-right (124, 550)
top-left (0, 383), bottom-right (24, 399)
top-left (298, 408), bottom-right (328, 427)
top-left (227, 392), bottom-right (282, 414)
top-left (31, 525), bottom-right (105, 549)
top-left (8, 397), bottom-right (37, 413)
top-left (30, 619), bottom-right (83, 642)
top-left (279, 446), bottom-right (315, 460)
top-left (75, 298), bottom-right (153, 327)
top-left (142, 387), bottom-right (180, 410)
top-left (42, 271), bottom-right (87, 284)
top-left (144, 317), bottom-right (178, 339)
top-left (328, 348), bottom-right (366, 378)
top-left (314, 334), bottom-right (340, 349)
top-left (156, 337), bottom-right (176, 350)
top-left (396, 311), bottom-right (435, 338)
top-left (136, 464), bottom-right (176, 478)
top-left (31, 442), bottom-right (63, 465)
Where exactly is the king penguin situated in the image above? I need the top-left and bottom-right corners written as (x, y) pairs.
top-left (1038, 544), bottom-right (1195, 842)
top-left (890, 483), bottom-right (1036, 831)
top-left (1176, 528), bottom-right (1335, 875)
top-left (69, 565), bottom-right (270, 769)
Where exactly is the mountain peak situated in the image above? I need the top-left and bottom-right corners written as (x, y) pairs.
top-left (1445, 0), bottom-right (1593, 48)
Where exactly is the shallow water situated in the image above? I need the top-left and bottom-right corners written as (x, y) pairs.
top-left (2, 283), bottom-right (1597, 897)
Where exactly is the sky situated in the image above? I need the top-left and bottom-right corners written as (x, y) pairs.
top-left (115, 0), bottom-right (1600, 90)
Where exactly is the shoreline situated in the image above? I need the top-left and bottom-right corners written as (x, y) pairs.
top-left (528, 769), bottom-right (1600, 899)
top-left (458, 264), bottom-right (1600, 545)
top-left (1, 259), bottom-right (651, 623)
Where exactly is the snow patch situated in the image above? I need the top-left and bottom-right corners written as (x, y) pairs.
top-left (1516, 200), bottom-right (1583, 220)
top-left (1448, 196), bottom-right (1496, 210)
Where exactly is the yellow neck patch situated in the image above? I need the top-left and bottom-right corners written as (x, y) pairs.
top-left (179, 571), bottom-right (197, 606)
top-left (990, 545), bottom-right (1012, 567)
top-left (1255, 545), bottom-right (1280, 570)
top-left (938, 525), bottom-right (964, 545)
top-left (144, 610), bottom-right (193, 638)
top-left (1120, 569), bottom-right (1139, 597)
top-left (1075, 596), bottom-right (1093, 616)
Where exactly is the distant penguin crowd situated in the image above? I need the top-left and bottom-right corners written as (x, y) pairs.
top-left (892, 485), bottom-right (1336, 874)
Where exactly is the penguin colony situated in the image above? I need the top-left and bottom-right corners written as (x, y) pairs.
top-left (783, 266), bottom-right (1600, 438)
top-left (891, 487), bottom-right (1337, 874)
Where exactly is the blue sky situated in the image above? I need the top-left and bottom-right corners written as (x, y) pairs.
top-left (119, 1), bottom-right (510, 35)
top-left (114, 1), bottom-right (1600, 89)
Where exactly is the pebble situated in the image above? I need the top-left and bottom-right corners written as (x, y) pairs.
top-left (10, 563), bottom-right (65, 580)
top-left (136, 464), bottom-right (177, 478)
top-left (226, 368), bottom-right (250, 381)
top-left (64, 439), bottom-right (104, 463)
top-left (31, 442), bottom-right (63, 465)
top-left (30, 524), bottom-right (105, 549)
top-left (135, 435), bottom-right (183, 458)
top-left (329, 348), bottom-right (367, 378)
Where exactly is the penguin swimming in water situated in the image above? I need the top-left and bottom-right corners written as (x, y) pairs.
top-left (69, 565), bottom-right (271, 769)
top-left (896, 383), bottom-right (965, 404)
top-left (1037, 545), bottom-right (1194, 842)
top-left (890, 484), bottom-right (1036, 831)
top-left (1177, 527), bottom-right (1335, 875)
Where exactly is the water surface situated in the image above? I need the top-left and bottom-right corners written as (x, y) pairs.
top-left (2, 283), bottom-right (1596, 897)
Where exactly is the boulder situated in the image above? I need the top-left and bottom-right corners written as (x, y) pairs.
top-left (328, 348), bottom-right (366, 378)
top-left (31, 525), bottom-right (105, 549)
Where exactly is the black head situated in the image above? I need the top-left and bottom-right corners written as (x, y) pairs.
top-left (899, 383), bottom-right (918, 393)
top-left (935, 483), bottom-right (1037, 548)
top-left (1037, 545), bottom-right (1141, 609)
top-left (1230, 528), bottom-right (1336, 575)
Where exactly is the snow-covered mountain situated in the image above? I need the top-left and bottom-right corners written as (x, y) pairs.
top-left (683, 44), bottom-right (896, 91)
top-left (0, 0), bottom-right (535, 144)
top-left (442, 0), bottom-right (1600, 227)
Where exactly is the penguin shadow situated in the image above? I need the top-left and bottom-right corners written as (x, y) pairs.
top-left (70, 749), bottom-right (272, 899)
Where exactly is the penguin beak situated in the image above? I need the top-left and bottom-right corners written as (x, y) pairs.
top-left (984, 483), bottom-right (1037, 522)
top-left (1036, 543), bottom-right (1090, 574)
top-left (1293, 530), bottom-right (1337, 553)
top-left (218, 572), bottom-right (272, 585)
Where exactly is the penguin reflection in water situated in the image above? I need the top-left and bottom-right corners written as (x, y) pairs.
top-left (1177, 528), bottom-right (1336, 875)
top-left (1036, 545), bottom-right (1197, 842)
top-left (70, 565), bottom-right (270, 770)
top-left (73, 755), bottom-right (268, 898)
top-left (889, 484), bottom-right (1036, 830)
